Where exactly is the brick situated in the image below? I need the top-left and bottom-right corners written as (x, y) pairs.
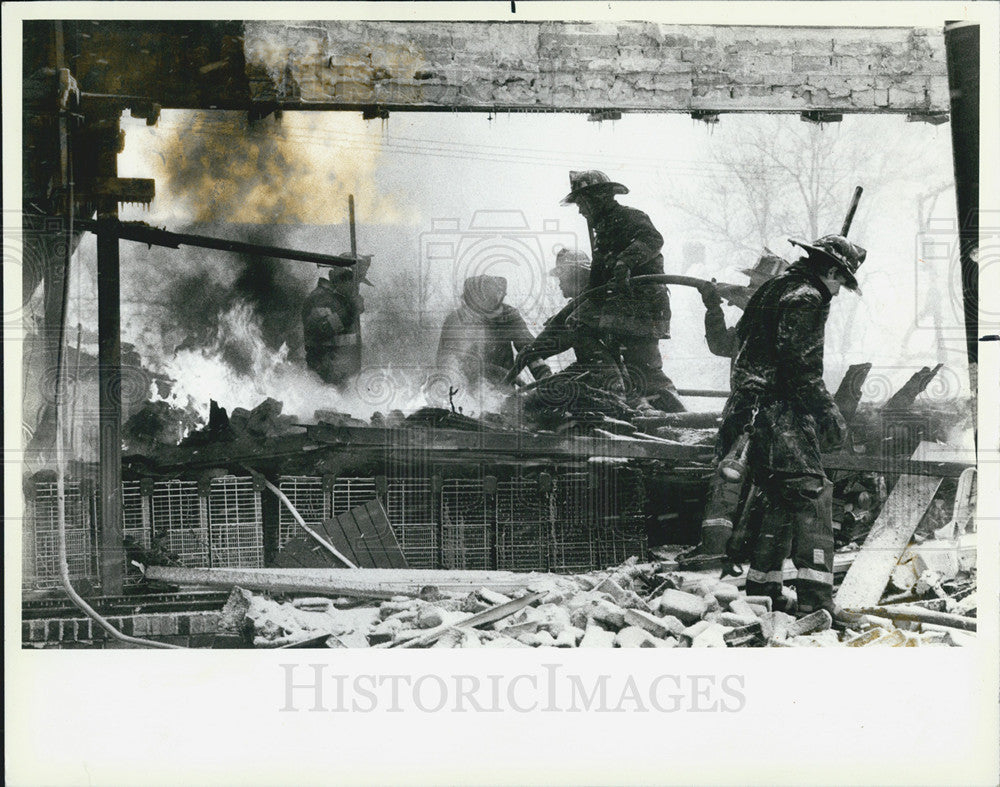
top-left (22, 622), bottom-right (30, 643)
top-left (615, 626), bottom-right (659, 648)
top-left (178, 615), bottom-right (191, 636)
top-left (691, 623), bottom-right (730, 648)
top-left (158, 616), bottom-right (179, 636)
top-left (61, 620), bottom-right (78, 642)
top-left (656, 589), bottom-right (708, 624)
top-left (624, 608), bottom-right (683, 639)
top-left (30, 620), bottom-right (45, 642)
top-left (579, 625), bottom-right (616, 648)
top-left (711, 584), bottom-right (740, 606)
top-left (47, 620), bottom-right (61, 641)
top-left (133, 616), bottom-right (151, 636)
top-left (788, 609), bottom-right (832, 637)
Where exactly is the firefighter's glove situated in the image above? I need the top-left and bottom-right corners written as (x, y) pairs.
top-left (819, 405), bottom-right (848, 452)
top-left (514, 346), bottom-right (539, 374)
top-left (698, 280), bottom-right (722, 309)
top-left (612, 262), bottom-right (631, 288)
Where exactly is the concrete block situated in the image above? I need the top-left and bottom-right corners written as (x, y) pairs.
top-left (624, 608), bottom-right (683, 639)
top-left (416, 606), bottom-right (445, 629)
top-left (656, 589), bottom-right (708, 624)
top-left (728, 599), bottom-right (762, 619)
top-left (711, 583), bottom-right (740, 606)
top-left (743, 596), bottom-right (773, 612)
top-left (788, 610), bottom-right (832, 637)
top-left (554, 628), bottom-right (583, 648)
top-left (691, 623), bottom-right (730, 648)
top-left (615, 626), bottom-right (658, 648)
top-left (716, 612), bottom-right (759, 629)
top-left (579, 625), bottom-right (616, 648)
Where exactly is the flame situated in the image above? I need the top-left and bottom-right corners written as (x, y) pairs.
top-left (151, 299), bottom-right (508, 425)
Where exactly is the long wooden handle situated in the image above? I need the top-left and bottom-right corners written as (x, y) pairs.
top-left (841, 186), bottom-right (863, 236)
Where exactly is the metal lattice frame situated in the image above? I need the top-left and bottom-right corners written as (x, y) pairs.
top-left (441, 479), bottom-right (493, 570)
top-left (207, 476), bottom-right (263, 568)
top-left (385, 479), bottom-right (437, 570)
top-left (277, 475), bottom-right (328, 549)
top-left (151, 480), bottom-right (209, 568)
top-left (28, 480), bottom-right (96, 589)
top-left (121, 480), bottom-right (151, 586)
top-left (551, 472), bottom-right (599, 573)
top-left (496, 479), bottom-right (547, 572)
top-left (330, 477), bottom-right (379, 516)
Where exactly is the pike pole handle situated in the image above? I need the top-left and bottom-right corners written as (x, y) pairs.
top-left (841, 186), bottom-right (863, 237)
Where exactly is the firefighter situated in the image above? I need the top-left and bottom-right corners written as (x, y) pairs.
top-left (559, 170), bottom-right (681, 411)
top-left (713, 234), bottom-right (866, 621)
top-left (437, 274), bottom-right (551, 387)
top-left (511, 247), bottom-right (626, 393)
top-left (302, 266), bottom-right (363, 386)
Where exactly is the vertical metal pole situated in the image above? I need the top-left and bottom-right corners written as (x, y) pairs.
top-left (97, 118), bottom-right (124, 595)
top-left (943, 22), bottom-right (979, 395)
top-left (348, 194), bottom-right (357, 258)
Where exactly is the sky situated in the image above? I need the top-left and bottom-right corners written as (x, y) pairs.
top-left (55, 107), bottom-right (967, 421)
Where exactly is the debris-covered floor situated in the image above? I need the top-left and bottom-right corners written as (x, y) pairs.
top-left (198, 548), bottom-right (977, 649)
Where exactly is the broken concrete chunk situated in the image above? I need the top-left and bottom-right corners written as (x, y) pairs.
top-left (579, 625), bottom-right (617, 648)
top-left (615, 626), bottom-right (659, 648)
top-left (716, 612), bottom-right (759, 629)
top-left (624, 608), bottom-right (682, 639)
top-left (483, 636), bottom-right (531, 648)
top-left (681, 620), bottom-right (713, 639)
top-left (554, 628), bottom-right (583, 648)
top-left (593, 577), bottom-right (653, 611)
top-left (760, 611), bottom-right (796, 642)
top-left (743, 596), bottom-right (774, 612)
top-left (727, 599), bottom-right (760, 619)
top-left (691, 623), bottom-right (730, 648)
top-left (656, 589), bottom-right (708, 624)
top-left (477, 588), bottom-right (513, 606)
top-left (723, 621), bottom-right (766, 647)
top-left (416, 606), bottom-right (445, 629)
top-left (533, 603), bottom-right (574, 637)
top-left (711, 583), bottom-right (740, 606)
top-left (787, 609), bottom-right (832, 637)
top-left (379, 600), bottom-right (418, 620)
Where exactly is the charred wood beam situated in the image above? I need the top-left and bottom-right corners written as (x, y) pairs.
top-left (833, 363), bottom-right (873, 422)
top-left (306, 422), bottom-right (714, 463)
top-left (74, 218), bottom-right (358, 268)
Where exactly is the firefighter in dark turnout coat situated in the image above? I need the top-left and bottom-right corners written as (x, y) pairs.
top-left (714, 234), bottom-right (866, 616)
top-left (559, 171), bottom-right (679, 409)
top-left (302, 266), bottom-right (363, 386)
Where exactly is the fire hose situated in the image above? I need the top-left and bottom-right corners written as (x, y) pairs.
top-left (503, 274), bottom-right (713, 385)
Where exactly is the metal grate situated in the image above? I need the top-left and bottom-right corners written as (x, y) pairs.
top-left (440, 479), bottom-right (494, 570)
top-left (151, 480), bottom-right (209, 568)
top-left (121, 481), bottom-right (151, 586)
top-left (496, 479), bottom-right (547, 571)
top-left (277, 475), bottom-right (327, 549)
top-left (330, 477), bottom-right (379, 516)
top-left (29, 480), bottom-right (96, 589)
top-left (385, 479), bottom-right (437, 569)
top-left (600, 467), bottom-right (648, 566)
top-left (551, 472), bottom-right (599, 573)
top-left (208, 476), bottom-right (263, 568)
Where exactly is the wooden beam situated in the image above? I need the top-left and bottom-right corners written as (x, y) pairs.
top-left (143, 566), bottom-right (551, 599)
top-left (835, 445), bottom-right (944, 609)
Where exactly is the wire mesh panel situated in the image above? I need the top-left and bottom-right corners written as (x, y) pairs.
top-left (29, 480), bottom-right (96, 589)
top-left (151, 480), bottom-right (209, 568)
top-left (385, 479), bottom-right (437, 569)
top-left (277, 475), bottom-right (327, 549)
top-left (330, 477), bottom-right (379, 516)
top-left (551, 472), bottom-right (599, 573)
top-left (602, 467), bottom-right (648, 566)
top-left (440, 479), bottom-right (494, 570)
top-left (121, 480), bottom-right (151, 586)
top-left (208, 476), bottom-right (264, 568)
top-left (496, 479), bottom-right (547, 572)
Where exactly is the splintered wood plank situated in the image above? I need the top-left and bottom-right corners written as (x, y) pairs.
top-left (836, 449), bottom-right (943, 609)
top-left (359, 498), bottom-right (408, 569)
top-left (348, 499), bottom-right (407, 569)
top-left (329, 507), bottom-right (377, 568)
top-left (317, 515), bottom-right (361, 568)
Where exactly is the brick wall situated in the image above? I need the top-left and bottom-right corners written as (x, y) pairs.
top-left (243, 21), bottom-right (948, 113)
top-left (21, 611), bottom-right (222, 649)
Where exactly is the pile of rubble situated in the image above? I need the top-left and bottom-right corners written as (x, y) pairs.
top-left (217, 559), bottom-right (975, 649)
